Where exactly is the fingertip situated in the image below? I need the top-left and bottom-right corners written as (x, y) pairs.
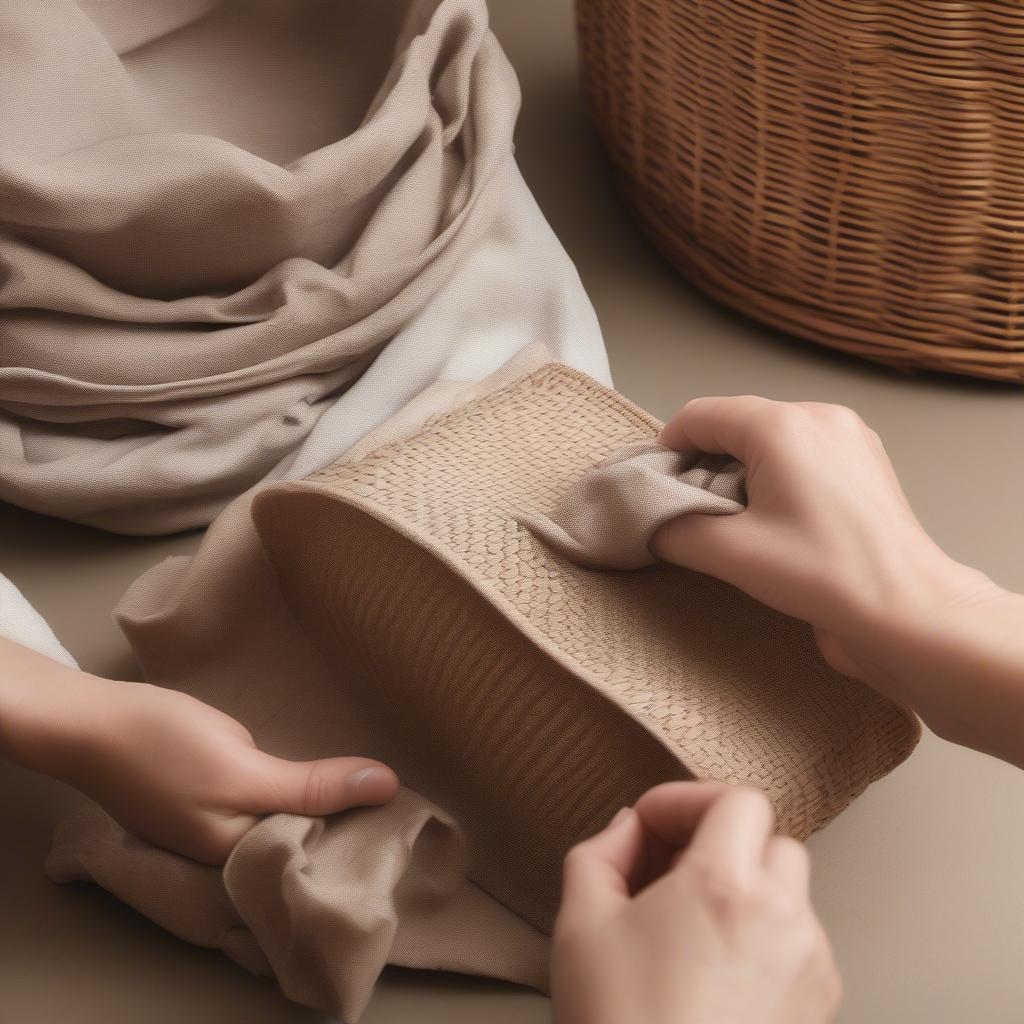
top-left (345, 764), bottom-right (399, 806)
top-left (633, 781), bottom-right (728, 845)
top-left (658, 396), bottom-right (730, 453)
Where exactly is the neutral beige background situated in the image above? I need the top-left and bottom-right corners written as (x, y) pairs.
top-left (3, 1), bottom-right (1024, 1021)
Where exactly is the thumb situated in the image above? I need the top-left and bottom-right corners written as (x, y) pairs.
top-left (246, 753), bottom-right (399, 817)
top-left (650, 509), bottom-right (762, 587)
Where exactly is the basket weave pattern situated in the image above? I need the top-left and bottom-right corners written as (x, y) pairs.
top-left (576, 0), bottom-right (1024, 381)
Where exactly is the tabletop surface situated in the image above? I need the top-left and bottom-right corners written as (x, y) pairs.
top-left (3, 1), bottom-right (1024, 1022)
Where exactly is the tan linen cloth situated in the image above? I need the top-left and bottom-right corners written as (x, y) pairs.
top-left (48, 790), bottom-right (546, 1023)
top-left (46, 344), bottom-right (557, 1021)
top-left (522, 441), bottom-right (746, 569)
top-left (0, 0), bottom-right (607, 534)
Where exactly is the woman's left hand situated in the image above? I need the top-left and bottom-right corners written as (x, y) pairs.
top-left (551, 782), bottom-right (841, 1024)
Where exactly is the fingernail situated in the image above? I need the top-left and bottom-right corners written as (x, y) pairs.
top-left (608, 807), bottom-right (633, 829)
top-left (347, 766), bottom-right (396, 802)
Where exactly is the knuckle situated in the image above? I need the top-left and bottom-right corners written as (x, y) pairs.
top-left (755, 403), bottom-right (812, 450)
top-left (301, 761), bottom-right (329, 814)
top-left (812, 401), bottom-right (865, 430)
top-left (689, 856), bottom-right (748, 909)
top-left (752, 399), bottom-right (795, 430)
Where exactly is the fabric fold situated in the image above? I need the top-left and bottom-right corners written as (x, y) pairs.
top-left (520, 440), bottom-right (746, 570)
top-left (46, 789), bottom-right (549, 1023)
top-left (0, 0), bottom-right (608, 533)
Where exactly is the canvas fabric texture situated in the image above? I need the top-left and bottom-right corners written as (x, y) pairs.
top-left (0, 0), bottom-right (608, 534)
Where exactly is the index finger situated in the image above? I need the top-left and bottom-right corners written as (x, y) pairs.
top-left (658, 395), bottom-right (778, 464)
top-left (683, 786), bottom-right (776, 885)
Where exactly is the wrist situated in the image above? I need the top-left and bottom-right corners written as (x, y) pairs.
top-left (833, 527), bottom-right (980, 650)
top-left (0, 656), bottom-right (121, 781)
top-left (833, 539), bottom-right (1007, 714)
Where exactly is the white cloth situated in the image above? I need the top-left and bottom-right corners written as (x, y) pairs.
top-left (0, 574), bottom-right (77, 670)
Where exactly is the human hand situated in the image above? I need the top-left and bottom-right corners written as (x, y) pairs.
top-left (552, 783), bottom-right (841, 1024)
top-left (45, 675), bottom-right (398, 863)
top-left (651, 397), bottom-right (990, 680)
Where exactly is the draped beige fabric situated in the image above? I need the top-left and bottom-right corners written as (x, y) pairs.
top-left (0, 0), bottom-right (607, 534)
top-left (3, 0), bottom-right (611, 1016)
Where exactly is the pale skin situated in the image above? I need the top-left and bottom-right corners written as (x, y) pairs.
top-left (0, 636), bottom-right (399, 863)
top-left (2, 394), bottom-right (1023, 1019)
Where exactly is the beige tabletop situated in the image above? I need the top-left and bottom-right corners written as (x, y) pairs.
top-left (3, 1), bottom-right (1024, 1021)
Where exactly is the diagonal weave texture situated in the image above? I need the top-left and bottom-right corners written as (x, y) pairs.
top-left (253, 363), bottom-right (919, 931)
top-left (577, 0), bottom-right (1024, 382)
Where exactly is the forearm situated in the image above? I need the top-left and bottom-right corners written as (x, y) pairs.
top-left (842, 559), bottom-right (1024, 768)
top-left (0, 635), bottom-right (111, 779)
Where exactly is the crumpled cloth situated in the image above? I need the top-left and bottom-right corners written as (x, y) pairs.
top-left (0, 0), bottom-right (607, 534)
top-left (524, 440), bottom-right (746, 569)
top-left (47, 789), bottom-right (547, 1022)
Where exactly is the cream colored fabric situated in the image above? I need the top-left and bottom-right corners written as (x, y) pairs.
top-left (5, 0), bottom-right (610, 1013)
top-left (522, 441), bottom-right (746, 570)
top-left (0, 0), bottom-right (608, 534)
top-left (46, 345), bottom-right (557, 1020)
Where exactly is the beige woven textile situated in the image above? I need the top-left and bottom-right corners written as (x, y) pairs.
top-left (0, 0), bottom-right (607, 534)
top-left (253, 362), bottom-right (921, 932)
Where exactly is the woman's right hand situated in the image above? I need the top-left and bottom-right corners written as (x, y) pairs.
top-left (650, 397), bottom-right (1024, 766)
top-left (652, 396), bottom-right (986, 674)
top-left (552, 782), bottom-right (841, 1024)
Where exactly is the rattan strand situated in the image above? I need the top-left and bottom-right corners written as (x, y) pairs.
top-left (576, 0), bottom-right (1024, 382)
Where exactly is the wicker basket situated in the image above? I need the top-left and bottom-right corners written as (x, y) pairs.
top-left (576, 0), bottom-right (1024, 382)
